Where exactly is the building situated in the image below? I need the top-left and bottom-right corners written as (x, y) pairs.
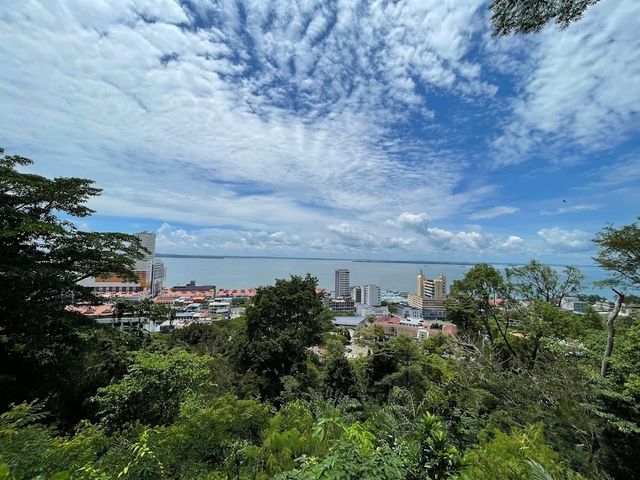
top-left (351, 286), bottom-right (362, 303)
top-left (333, 316), bottom-right (366, 328)
top-left (560, 297), bottom-right (588, 314)
top-left (79, 231), bottom-right (166, 297)
top-left (408, 271), bottom-right (447, 320)
top-left (325, 297), bottom-right (356, 314)
top-left (172, 280), bottom-right (216, 294)
top-left (396, 303), bottom-right (422, 319)
top-left (416, 270), bottom-right (446, 300)
top-left (361, 284), bottom-right (381, 306)
top-left (335, 268), bottom-right (350, 298)
top-left (356, 304), bottom-right (389, 317)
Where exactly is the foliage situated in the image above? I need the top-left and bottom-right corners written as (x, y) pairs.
top-left (490, 0), bottom-right (601, 36)
top-left (92, 349), bottom-right (212, 430)
top-left (236, 274), bottom-right (333, 400)
top-left (0, 148), bottom-right (147, 422)
top-left (506, 260), bottom-right (584, 306)
top-left (461, 424), bottom-right (577, 479)
top-left (593, 218), bottom-right (640, 289)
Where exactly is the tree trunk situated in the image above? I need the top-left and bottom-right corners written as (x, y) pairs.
top-left (601, 289), bottom-right (624, 377)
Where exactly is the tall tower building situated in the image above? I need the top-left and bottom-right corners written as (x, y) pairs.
top-left (362, 284), bottom-right (381, 306)
top-left (416, 271), bottom-right (446, 300)
top-left (334, 268), bottom-right (350, 298)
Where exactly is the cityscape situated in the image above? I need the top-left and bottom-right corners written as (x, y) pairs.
top-left (73, 231), bottom-right (639, 349)
top-left (2, 1), bottom-right (640, 478)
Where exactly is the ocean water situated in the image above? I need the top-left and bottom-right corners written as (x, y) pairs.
top-left (159, 256), bottom-right (612, 297)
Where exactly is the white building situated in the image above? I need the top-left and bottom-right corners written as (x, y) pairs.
top-left (361, 284), bottom-right (381, 307)
top-left (356, 304), bottom-right (389, 317)
top-left (335, 268), bottom-right (350, 298)
top-left (560, 297), bottom-right (588, 314)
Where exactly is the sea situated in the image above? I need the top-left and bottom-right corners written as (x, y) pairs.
top-left (158, 256), bottom-right (613, 298)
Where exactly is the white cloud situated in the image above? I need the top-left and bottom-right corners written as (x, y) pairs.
top-left (424, 226), bottom-right (523, 253)
top-left (326, 223), bottom-right (415, 251)
top-left (492, 0), bottom-right (640, 165)
top-left (0, 0), bottom-right (495, 247)
top-left (537, 227), bottom-right (592, 251)
top-left (386, 212), bottom-right (429, 232)
top-left (469, 205), bottom-right (519, 220)
top-left (540, 204), bottom-right (598, 215)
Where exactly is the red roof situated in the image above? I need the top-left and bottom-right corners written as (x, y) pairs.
top-left (375, 315), bottom-right (402, 324)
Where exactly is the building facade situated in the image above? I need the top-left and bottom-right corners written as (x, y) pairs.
top-left (361, 284), bottom-right (381, 307)
top-left (78, 231), bottom-right (166, 297)
top-left (409, 271), bottom-right (447, 319)
top-left (334, 268), bottom-right (350, 298)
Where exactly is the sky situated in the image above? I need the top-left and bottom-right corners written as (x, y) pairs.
top-left (1, 0), bottom-right (639, 264)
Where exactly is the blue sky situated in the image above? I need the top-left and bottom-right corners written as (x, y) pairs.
top-left (1, 0), bottom-right (639, 264)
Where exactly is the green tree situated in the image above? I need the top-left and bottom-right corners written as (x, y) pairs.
top-left (92, 349), bottom-right (212, 430)
top-left (461, 424), bottom-right (576, 479)
top-left (506, 260), bottom-right (584, 307)
top-left (490, 0), bottom-right (601, 36)
top-left (0, 148), bottom-right (147, 416)
top-left (446, 264), bottom-right (516, 356)
top-left (593, 218), bottom-right (640, 377)
top-left (235, 275), bottom-right (332, 400)
top-left (322, 355), bottom-right (359, 404)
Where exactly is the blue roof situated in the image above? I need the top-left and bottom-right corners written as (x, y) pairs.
top-left (333, 316), bottom-right (366, 327)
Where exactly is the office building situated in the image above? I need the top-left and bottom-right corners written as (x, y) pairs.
top-left (334, 268), bottom-right (350, 298)
top-left (361, 284), bottom-right (381, 307)
top-left (408, 271), bottom-right (447, 320)
top-left (351, 286), bottom-right (362, 303)
top-left (78, 231), bottom-right (165, 297)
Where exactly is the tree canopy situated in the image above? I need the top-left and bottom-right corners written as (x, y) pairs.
top-left (490, 0), bottom-right (602, 36)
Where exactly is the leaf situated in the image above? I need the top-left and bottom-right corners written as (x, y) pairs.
top-left (527, 460), bottom-right (555, 480)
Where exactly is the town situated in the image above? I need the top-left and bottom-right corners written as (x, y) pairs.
top-left (72, 231), bottom-right (639, 352)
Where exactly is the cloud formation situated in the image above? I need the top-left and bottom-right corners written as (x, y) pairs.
top-left (469, 206), bottom-right (519, 220)
top-left (0, 0), bottom-right (637, 262)
top-left (537, 227), bottom-right (592, 251)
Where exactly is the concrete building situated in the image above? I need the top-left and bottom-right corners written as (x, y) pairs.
top-left (560, 297), bottom-right (588, 314)
top-left (325, 297), bottom-right (356, 314)
top-left (397, 303), bottom-right (422, 319)
top-left (408, 271), bottom-right (447, 320)
top-left (79, 231), bottom-right (165, 297)
top-left (361, 284), bottom-right (381, 307)
top-left (356, 304), bottom-right (389, 317)
top-left (351, 286), bottom-right (362, 303)
top-left (335, 268), bottom-right (350, 298)
top-left (416, 271), bottom-right (446, 300)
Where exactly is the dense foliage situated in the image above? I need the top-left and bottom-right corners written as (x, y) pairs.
top-left (1, 149), bottom-right (640, 479)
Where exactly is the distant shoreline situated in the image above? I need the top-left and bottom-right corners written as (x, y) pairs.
top-left (156, 253), bottom-right (597, 268)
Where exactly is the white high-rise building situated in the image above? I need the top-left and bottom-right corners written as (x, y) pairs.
top-left (334, 268), bottom-right (350, 298)
top-left (361, 284), bottom-right (381, 307)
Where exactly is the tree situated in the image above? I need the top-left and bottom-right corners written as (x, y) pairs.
top-left (0, 148), bottom-right (146, 330)
top-left (593, 218), bottom-right (640, 377)
top-left (92, 349), bottom-right (212, 430)
top-left (490, 0), bottom-right (602, 36)
top-left (446, 264), bottom-right (516, 356)
top-left (0, 147), bottom-right (148, 419)
top-left (322, 355), bottom-right (359, 404)
top-left (235, 275), bottom-right (332, 400)
top-left (506, 260), bottom-right (584, 307)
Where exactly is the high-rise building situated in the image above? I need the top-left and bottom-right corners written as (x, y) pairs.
top-left (334, 268), bottom-right (350, 298)
top-left (415, 270), bottom-right (446, 300)
top-left (78, 231), bottom-right (166, 297)
top-left (351, 286), bottom-right (362, 303)
top-left (361, 284), bottom-right (381, 307)
top-left (408, 271), bottom-right (447, 319)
